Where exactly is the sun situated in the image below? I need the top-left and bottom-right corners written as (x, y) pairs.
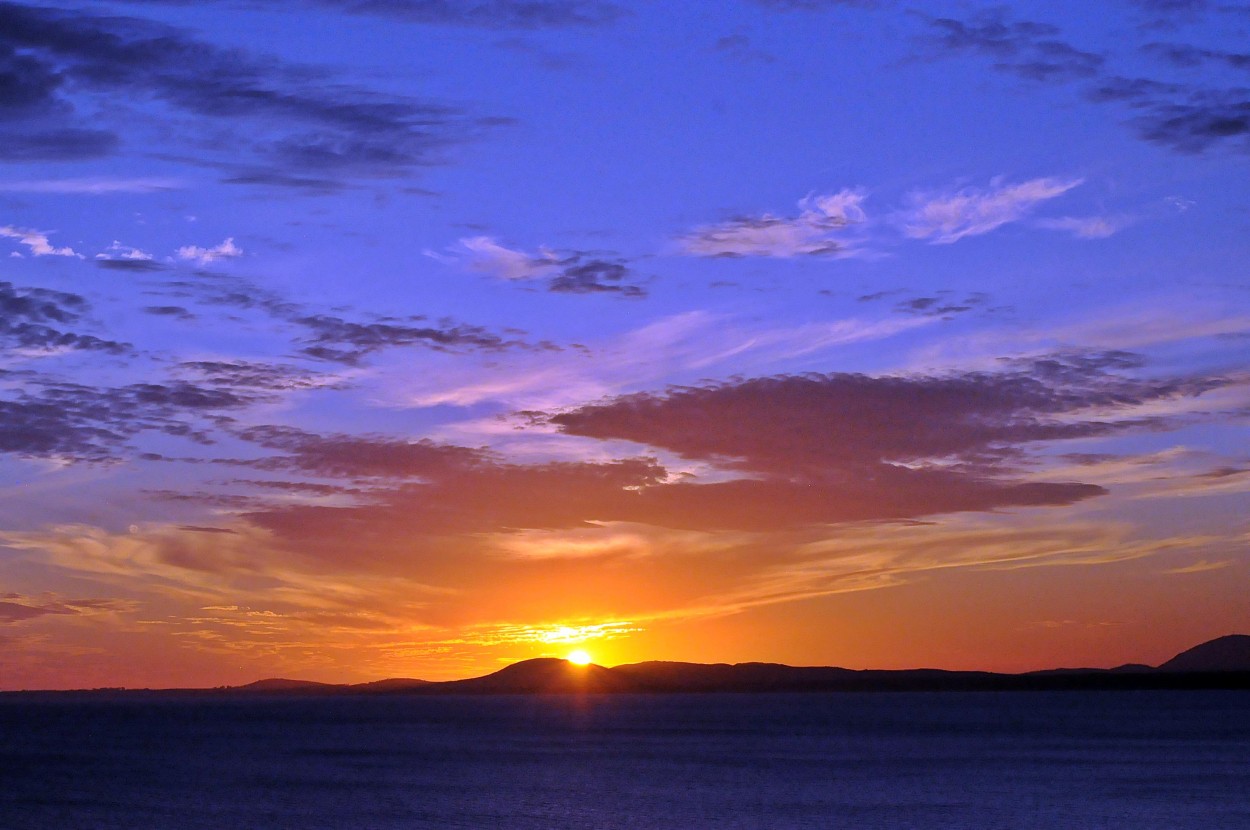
top-left (566, 649), bottom-right (593, 665)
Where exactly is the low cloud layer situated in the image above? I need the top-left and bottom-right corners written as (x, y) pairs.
top-left (207, 353), bottom-right (1233, 554)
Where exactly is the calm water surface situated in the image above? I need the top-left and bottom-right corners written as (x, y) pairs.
top-left (1, 691), bottom-right (1248, 829)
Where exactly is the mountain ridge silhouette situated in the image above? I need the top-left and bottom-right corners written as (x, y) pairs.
top-left (7, 634), bottom-right (1248, 695)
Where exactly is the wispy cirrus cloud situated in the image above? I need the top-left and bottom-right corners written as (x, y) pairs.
top-left (1035, 214), bottom-right (1134, 239)
top-left (899, 177), bottom-right (1084, 243)
top-left (679, 178), bottom-right (1101, 257)
top-left (394, 310), bottom-right (932, 413)
top-left (677, 189), bottom-right (868, 258)
top-left (0, 595), bottom-right (135, 625)
top-left (0, 177), bottom-right (181, 195)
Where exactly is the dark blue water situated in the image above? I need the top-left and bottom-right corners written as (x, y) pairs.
top-left (1, 691), bottom-right (1248, 829)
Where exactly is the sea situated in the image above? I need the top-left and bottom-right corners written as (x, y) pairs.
top-left (1, 690), bottom-right (1247, 829)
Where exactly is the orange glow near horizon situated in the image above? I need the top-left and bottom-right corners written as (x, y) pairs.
top-left (566, 649), bottom-right (593, 665)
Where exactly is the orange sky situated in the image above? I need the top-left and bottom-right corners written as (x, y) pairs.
top-left (1, 0), bottom-right (1248, 690)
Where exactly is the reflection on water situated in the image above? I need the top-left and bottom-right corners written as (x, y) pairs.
top-left (1, 691), bottom-right (1248, 829)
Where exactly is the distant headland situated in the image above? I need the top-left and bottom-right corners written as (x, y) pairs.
top-left (9, 635), bottom-right (1250, 696)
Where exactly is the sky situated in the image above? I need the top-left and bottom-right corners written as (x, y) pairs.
top-left (0, 0), bottom-right (1247, 689)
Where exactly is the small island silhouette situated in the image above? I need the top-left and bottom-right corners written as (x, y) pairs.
top-left (9, 635), bottom-right (1250, 696)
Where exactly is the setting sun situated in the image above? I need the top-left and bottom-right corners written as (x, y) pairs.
top-left (566, 650), bottom-right (593, 666)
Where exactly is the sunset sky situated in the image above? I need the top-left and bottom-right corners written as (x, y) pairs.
top-left (1, 0), bottom-right (1247, 689)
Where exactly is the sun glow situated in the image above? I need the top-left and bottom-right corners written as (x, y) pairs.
top-left (566, 649), bottom-right (592, 665)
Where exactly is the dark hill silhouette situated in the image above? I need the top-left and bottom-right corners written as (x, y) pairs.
top-left (609, 661), bottom-right (1004, 692)
top-left (233, 678), bottom-right (342, 692)
top-left (425, 658), bottom-right (638, 694)
top-left (350, 677), bottom-right (431, 692)
top-left (1159, 634), bottom-right (1250, 672)
top-left (13, 634), bottom-right (1246, 696)
top-left (369, 634), bottom-right (1250, 694)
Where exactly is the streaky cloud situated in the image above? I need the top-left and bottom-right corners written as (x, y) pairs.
top-left (899, 177), bottom-right (1083, 243)
top-left (0, 177), bottom-right (181, 194)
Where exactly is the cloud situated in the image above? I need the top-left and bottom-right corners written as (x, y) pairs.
top-left (548, 259), bottom-right (645, 297)
top-left (751, 0), bottom-right (880, 9)
top-left (395, 311), bottom-right (931, 412)
top-left (313, 0), bottom-right (624, 28)
top-left (202, 353), bottom-right (1235, 554)
top-left (0, 225), bottom-right (80, 257)
top-left (431, 237), bottom-right (647, 297)
top-left (678, 517), bottom-right (1226, 622)
top-left (236, 424), bottom-right (487, 479)
top-left (1125, 0), bottom-right (1213, 24)
top-left (890, 292), bottom-right (992, 317)
top-left (96, 240), bottom-right (155, 261)
top-left (143, 305), bottom-right (196, 320)
top-left (0, 379), bottom-right (254, 462)
top-left (242, 456), bottom-right (672, 539)
top-left (433, 236), bottom-right (559, 280)
top-left (177, 360), bottom-right (336, 391)
top-left (124, 0), bottom-right (625, 29)
top-left (0, 600), bottom-right (70, 624)
top-left (923, 11), bottom-right (1105, 81)
top-left (1142, 42), bottom-right (1250, 71)
top-left (0, 280), bottom-right (85, 324)
top-left (294, 313), bottom-right (524, 365)
top-left (0, 3), bottom-right (495, 187)
top-left (0, 128), bottom-right (118, 162)
top-left (141, 265), bottom-right (529, 365)
top-left (176, 238), bottom-right (242, 265)
top-left (95, 258), bottom-right (169, 272)
top-left (524, 353), bottom-right (1229, 529)
top-left (546, 354), bottom-right (1204, 476)
top-left (0, 596), bottom-right (133, 625)
top-left (0, 177), bottom-right (180, 194)
top-left (1128, 0), bottom-right (1209, 10)
top-left (1036, 215), bottom-right (1134, 238)
top-left (1162, 559), bottom-right (1233, 574)
top-left (713, 34), bottom-right (776, 66)
top-left (678, 190), bottom-right (868, 258)
top-left (1125, 90), bottom-right (1250, 154)
top-left (1083, 74), bottom-right (1250, 155)
top-left (921, 8), bottom-right (1250, 157)
top-left (899, 177), bottom-right (1083, 243)
top-left (0, 280), bottom-right (130, 355)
